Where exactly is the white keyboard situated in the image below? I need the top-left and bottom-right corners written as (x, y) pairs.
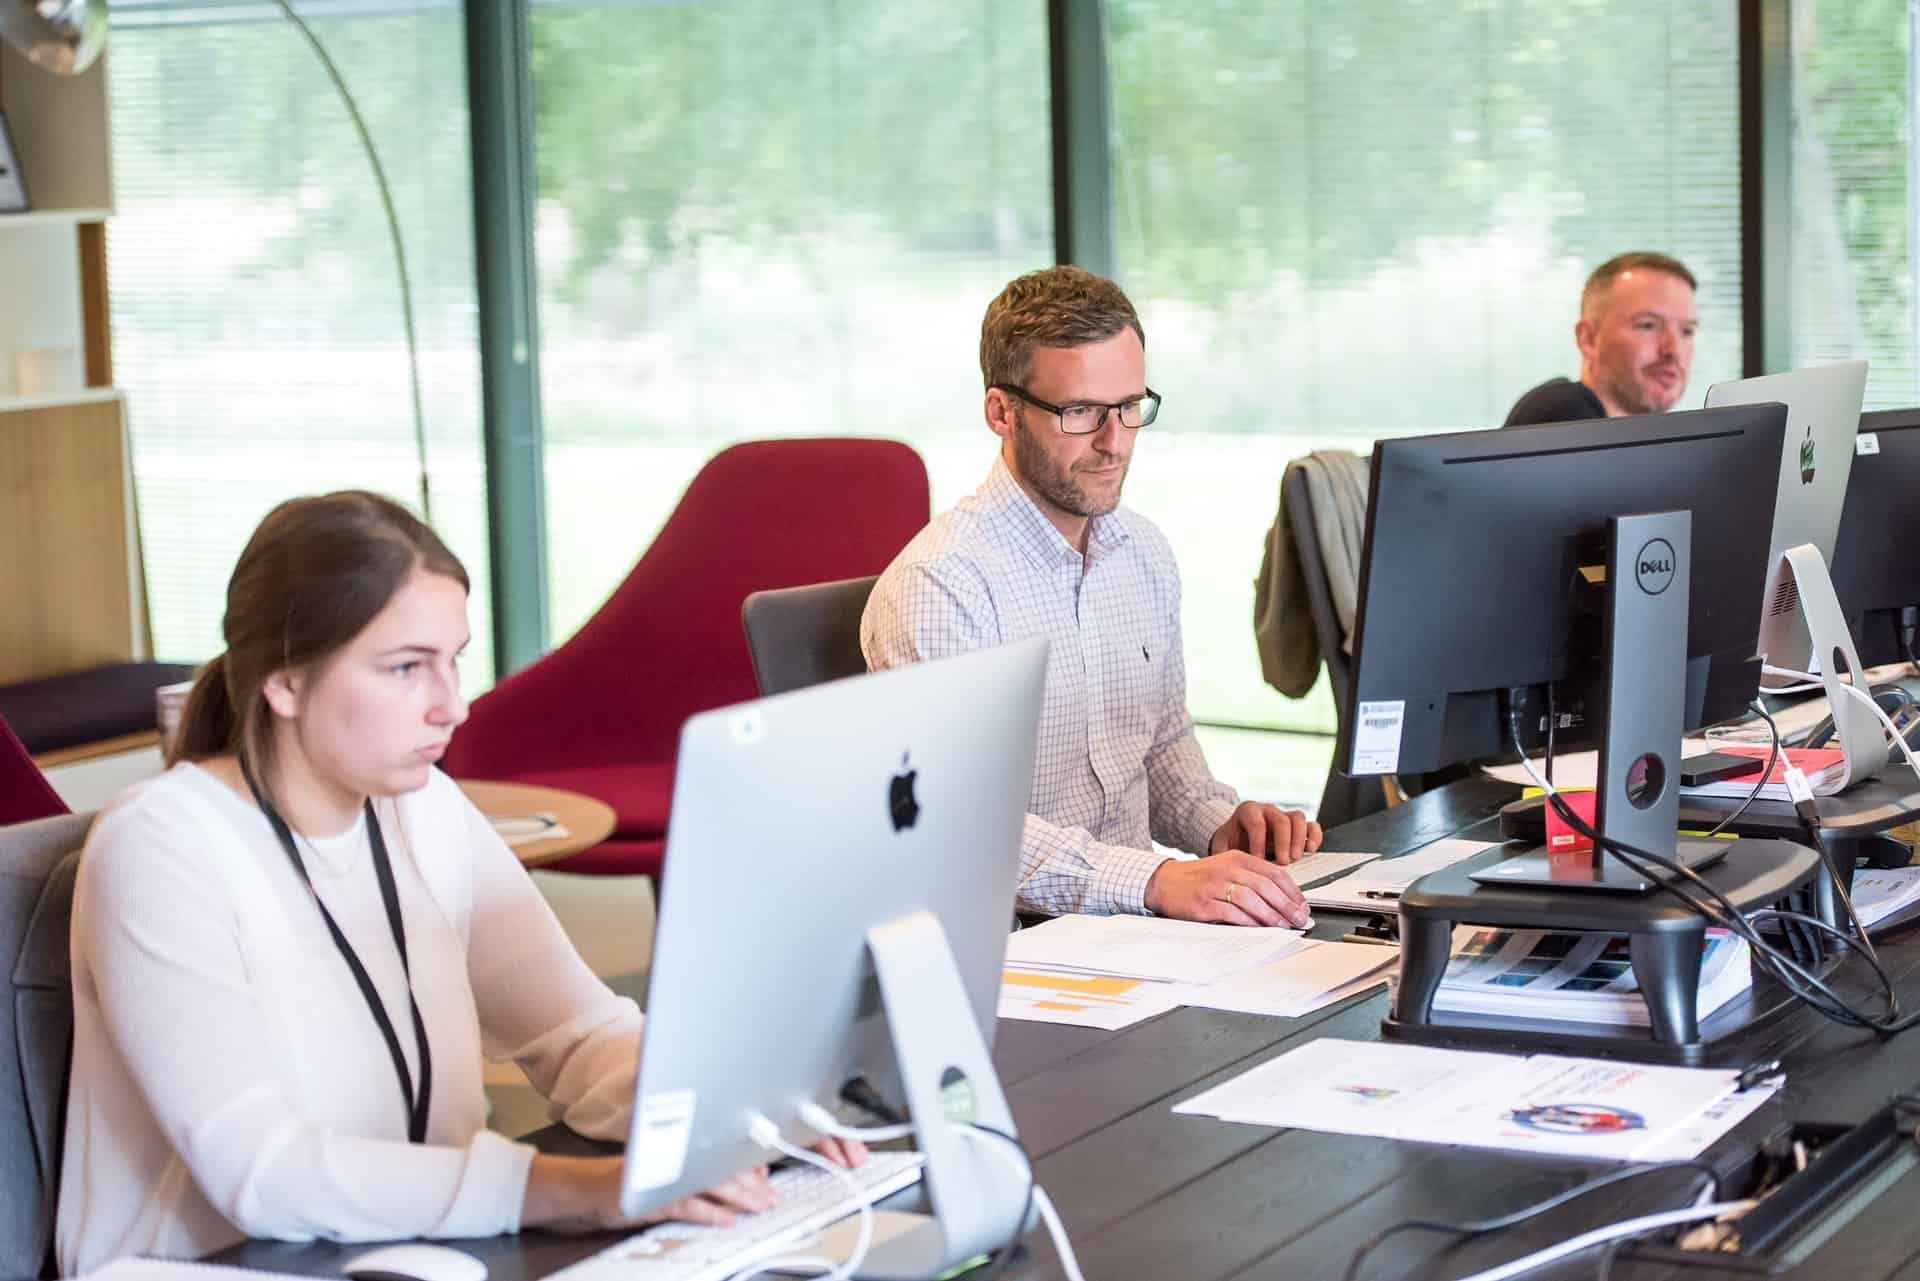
top-left (550, 1151), bottom-right (926, 1281)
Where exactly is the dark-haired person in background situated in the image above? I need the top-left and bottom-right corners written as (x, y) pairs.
top-left (1504, 251), bottom-right (1698, 427)
top-left (58, 491), bottom-right (859, 1273)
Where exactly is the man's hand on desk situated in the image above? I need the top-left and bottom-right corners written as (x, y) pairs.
top-left (522, 1138), bottom-right (867, 1232)
top-left (1144, 852), bottom-right (1312, 927)
top-left (1208, 801), bottom-right (1323, 864)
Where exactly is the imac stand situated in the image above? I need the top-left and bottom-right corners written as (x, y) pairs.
top-left (813, 911), bottom-right (1030, 1279)
top-left (1764, 542), bottom-right (1886, 791)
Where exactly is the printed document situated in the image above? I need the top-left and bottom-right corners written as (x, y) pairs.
top-left (1177, 940), bottom-right (1398, 1019)
top-left (1003, 914), bottom-right (1309, 985)
top-left (997, 967), bottom-right (1185, 1030)
top-left (1175, 1038), bottom-right (1747, 1161)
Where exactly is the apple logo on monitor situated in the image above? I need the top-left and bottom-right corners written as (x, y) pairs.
top-left (1799, 426), bottom-right (1815, 485)
top-left (889, 752), bottom-right (920, 832)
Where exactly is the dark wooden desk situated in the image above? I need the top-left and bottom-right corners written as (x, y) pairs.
top-left (219, 778), bottom-right (1920, 1281)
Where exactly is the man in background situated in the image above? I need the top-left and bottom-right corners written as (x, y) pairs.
top-left (1504, 251), bottom-right (1698, 426)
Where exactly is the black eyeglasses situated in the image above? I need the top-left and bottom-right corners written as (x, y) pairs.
top-left (993, 384), bottom-right (1162, 435)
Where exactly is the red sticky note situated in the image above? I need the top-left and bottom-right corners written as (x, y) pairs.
top-left (1545, 789), bottom-right (1598, 855)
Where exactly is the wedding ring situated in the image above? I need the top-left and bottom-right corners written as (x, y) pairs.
top-left (1224, 883), bottom-right (1238, 906)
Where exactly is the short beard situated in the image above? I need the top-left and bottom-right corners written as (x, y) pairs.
top-left (1008, 405), bottom-right (1127, 518)
top-left (1600, 368), bottom-right (1679, 416)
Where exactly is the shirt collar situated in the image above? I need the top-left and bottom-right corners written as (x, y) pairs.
top-left (981, 455), bottom-right (1134, 569)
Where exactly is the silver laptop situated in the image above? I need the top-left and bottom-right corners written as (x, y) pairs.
top-left (1703, 360), bottom-right (1868, 679)
top-left (623, 636), bottom-right (1045, 1219)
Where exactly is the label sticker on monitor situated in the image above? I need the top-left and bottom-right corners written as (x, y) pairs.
top-left (1353, 700), bottom-right (1405, 774)
top-left (628, 1089), bottom-right (697, 1189)
top-left (1857, 433), bottom-right (1881, 457)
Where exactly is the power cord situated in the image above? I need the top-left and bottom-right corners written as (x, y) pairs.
top-left (797, 1100), bottom-right (915, 1144)
top-left (736, 1114), bottom-right (874, 1281)
top-left (1340, 1160), bottom-right (1722, 1281)
top-left (798, 1099), bottom-right (1043, 1280)
top-left (1762, 664), bottom-right (1920, 788)
top-left (1446, 1198), bottom-right (1757, 1281)
top-left (955, 1124), bottom-right (1086, 1281)
top-left (1700, 698), bottom-right (1783, 839)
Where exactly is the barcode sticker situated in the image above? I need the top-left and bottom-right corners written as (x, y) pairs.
top-left (1353, 700), bottom-right (1405, 775)
top-left (626, 1089), bottom-right (697, 1190)
top-left (1858, 433), bottom-right (1881, 457)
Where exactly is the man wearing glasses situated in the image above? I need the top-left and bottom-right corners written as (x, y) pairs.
top-left (862, 266), bottom-right (1321, 926)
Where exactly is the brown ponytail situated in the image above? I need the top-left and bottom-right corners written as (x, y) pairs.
top-left (167, 491), bottom-right (467, 787)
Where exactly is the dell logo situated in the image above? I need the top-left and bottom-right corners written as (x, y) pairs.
top-left (888, 752), bottom-right (921, 832)
top-left (1634, 538), bottom-right (1676, 596)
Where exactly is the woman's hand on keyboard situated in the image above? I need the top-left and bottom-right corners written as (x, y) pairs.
top-left (810, 1136), bottom-right (868, 1169)
top-left (521, 1155), bottom-right (776, 1232)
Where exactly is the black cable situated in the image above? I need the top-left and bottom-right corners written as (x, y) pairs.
top-left (1546, 683), bottom-right (1557, 787)
top-left (1516, 714), bottom-right (1920, 1033)
top-left (1340, 1161), bottom-right (1719, 1281)
top-left (1505, 709), bottom-right (1898, 1032)
top-left (1701, 698), bottom-right (1781, 839)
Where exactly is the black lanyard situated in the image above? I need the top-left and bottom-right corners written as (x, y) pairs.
top-left (240, 756), bottom-right (434, 1143)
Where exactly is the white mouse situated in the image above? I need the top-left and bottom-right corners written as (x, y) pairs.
top-left (341, 1243), bottom-right (489, 1281)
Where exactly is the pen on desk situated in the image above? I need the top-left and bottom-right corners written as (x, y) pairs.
top-left (1340, 932), bottom-right (1397, 946)
top-left (1737, 1059), bottom-right (1784, 1092)
top-left (1360, 889), bottom-right (1402, 901)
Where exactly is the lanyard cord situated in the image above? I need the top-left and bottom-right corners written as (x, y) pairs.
top-left (239, 755), bottom-right (434, 1143)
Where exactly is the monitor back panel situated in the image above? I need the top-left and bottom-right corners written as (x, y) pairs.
top-left (627, 637), bottom-right (1045, 1211)
top-left (1344, 405), bottom-right (1786, 777)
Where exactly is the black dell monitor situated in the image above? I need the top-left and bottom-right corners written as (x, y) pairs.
top-left (1341, 404), bottom-right (1787, 786)
top-left (1830, 408), bottom-right (1920, 670)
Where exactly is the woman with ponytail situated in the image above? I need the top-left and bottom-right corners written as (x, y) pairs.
top-left (56, 492), bottom-right (856, 1274)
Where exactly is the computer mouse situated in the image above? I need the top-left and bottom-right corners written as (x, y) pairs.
top-left (340, 1243), bottom-right (488, 1281)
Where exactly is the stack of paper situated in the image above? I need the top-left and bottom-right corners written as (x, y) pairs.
top-left (1004, 914), bottom-right (1312, 984)
top-left (998, 915), bottom-right (1398, 1030)
top-left (1301, 838), bottom-right (1497, 911)
top-left (1178, 940), bottom-right (1399, 1018)
top-left (1175, 1038), bottom-right (1769, 1161)
top-left (1429, 927), bottom-right (1752, 1028)
top-left (1850, 866), bottom-right (1920, 934)
top-left (1677, 745), bottom-right (1848, 801)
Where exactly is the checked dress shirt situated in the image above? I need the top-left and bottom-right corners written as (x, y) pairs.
top-left (862, 456), bottom-right (1240, 915)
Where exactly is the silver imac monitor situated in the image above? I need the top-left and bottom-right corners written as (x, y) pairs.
top-left (620, 637), bottom-right (1047, 1273)
top-left (1703, 359), bottom-right (1868, 682)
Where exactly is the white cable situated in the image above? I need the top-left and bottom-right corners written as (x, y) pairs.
top-left (796, 1100), bottom-right (916, 1144)
top-left (1762, 664), bottom-right (1920, 788)
top-left (733, 1115), bottom-right (873, 1281)
top-left (1450, 1199), bottom-right (1756, 1281)
top-left (956, 1125), bottom-right (1088, 1281)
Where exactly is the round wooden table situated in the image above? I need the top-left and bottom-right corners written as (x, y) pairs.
top-left (458, 779), bottom-right (617, 870)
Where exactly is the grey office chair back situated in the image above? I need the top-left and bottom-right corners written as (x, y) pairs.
top-left (741, 575), bottom-right (881, 696)
top-left (1, 811), bottom-right (90, 1280)
top-left (1280, 468), bottom-right (1382, 830)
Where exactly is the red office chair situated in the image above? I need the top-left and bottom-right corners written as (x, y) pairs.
top-left (441, 438), bottom-right (931, 878)
top-left (0, 713), bottom-right (68, 828)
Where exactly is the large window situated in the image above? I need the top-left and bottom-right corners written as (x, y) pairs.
top-left (1788, 0), bottom-right (1918, 409)
top-left (106, 0), bottom-right (494, 682)
top-left (1108, 0), bottom-right (1743, 741)
top-left (529, 0), bottom-right (1053, 639)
